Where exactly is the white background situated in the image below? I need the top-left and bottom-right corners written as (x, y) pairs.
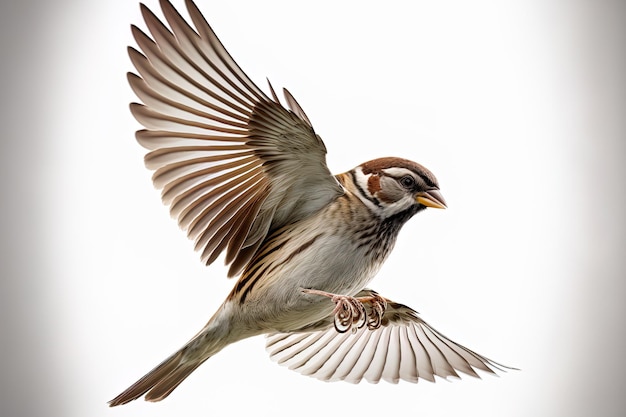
top-left (1, 0), bottom-right (624, 416)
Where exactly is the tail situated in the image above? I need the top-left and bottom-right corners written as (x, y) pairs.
top-left (108, 304), bottom-right (237, 406)
top-left (108, 344), bottom-right (209, 406)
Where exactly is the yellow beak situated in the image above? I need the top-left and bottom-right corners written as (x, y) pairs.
top-left (416, 189), bottom-right (447, 209)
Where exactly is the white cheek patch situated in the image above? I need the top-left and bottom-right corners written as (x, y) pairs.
top-left (352, 167), bottom-right (419, 217)
top-left (377, 176), bottom-right (417, 216)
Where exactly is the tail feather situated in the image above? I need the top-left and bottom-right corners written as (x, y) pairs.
top-left (108, 348), bottom-right (205, 406)
top-left (109, 302), bottom-right (238, 406)
top-left (144, 361), bottom-right (203, 402)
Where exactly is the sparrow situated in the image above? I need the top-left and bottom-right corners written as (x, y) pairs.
top-left (109, 0), bottom-right (509, 406)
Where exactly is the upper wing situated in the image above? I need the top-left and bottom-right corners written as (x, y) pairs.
top-left (266, 290), bottom-right (510, 383)
top-left (128, 0), bottom-right (343, 276)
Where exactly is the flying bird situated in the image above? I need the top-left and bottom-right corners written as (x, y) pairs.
top-left (110, 0), bottom-right (509, 406)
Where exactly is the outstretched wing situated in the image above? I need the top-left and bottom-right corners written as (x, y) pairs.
top-left (128, 0), bottom-right (343, 276)
top-left (266, 290), bottom-right (510, 383)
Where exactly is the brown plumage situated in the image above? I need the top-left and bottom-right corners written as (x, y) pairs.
top-left (109, 0), bottom-right (511, 406)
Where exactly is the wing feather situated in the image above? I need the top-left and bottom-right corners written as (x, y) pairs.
top-left (406, 324), bottom-right (436, 382)
top-left (128, 0), bottom-right (343, 276)
top-left (397, 326), bottom-right (419, 382)
top-left (136, 131), bottom-right (246, 152)
top-left (363, 325), bottom-right (390, 383)
top-left (381, 326), bottom-right (401, 383)
top-left (311, 330), bottom-right (364, 381)
top-left (328, 328), bottom-right (373, 382)
top-left (266, 290), bottom-right (511, 384)
top-left (343, 327), bottom-right (381, 383)
top-left (129, 47), bottom-right (250, 123)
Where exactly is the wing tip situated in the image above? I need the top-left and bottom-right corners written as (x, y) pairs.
top-left (283, 88), bottom-right (313, 127)
top-left (267, 78), bottom-right (280, 103)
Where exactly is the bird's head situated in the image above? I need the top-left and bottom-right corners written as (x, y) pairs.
top-left (350, 157), bottom-right (446, 219)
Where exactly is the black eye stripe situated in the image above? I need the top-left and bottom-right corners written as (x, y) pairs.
top-left (419, 174), bottom-right (437, 188)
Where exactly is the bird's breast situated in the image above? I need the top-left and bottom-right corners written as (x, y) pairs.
top-left (229, 196), bottom-right (399, 331)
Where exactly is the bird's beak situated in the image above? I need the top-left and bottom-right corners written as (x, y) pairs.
top-left (416, 189), bottom-right (447, 209)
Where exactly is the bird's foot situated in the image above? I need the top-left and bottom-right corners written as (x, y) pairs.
top-left (360, 292), bottom-right (388, 331)
top-left (302, 289), bottom-right (388, 333)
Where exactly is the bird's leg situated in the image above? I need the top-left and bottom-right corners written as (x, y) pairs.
top-left (302, 289), bottom-right (388, 333)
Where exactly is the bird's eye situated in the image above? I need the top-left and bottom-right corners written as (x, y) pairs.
top-left (399, 175), bottom-right (416, 189)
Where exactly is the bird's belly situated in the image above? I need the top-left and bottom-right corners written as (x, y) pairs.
top-left (240, 232), bottom-right (386, 332)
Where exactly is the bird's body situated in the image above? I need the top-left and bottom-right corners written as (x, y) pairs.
top-left (230, 168), bottom-right (411, 325)
top-left (109, 0), bottom-right (509, 406)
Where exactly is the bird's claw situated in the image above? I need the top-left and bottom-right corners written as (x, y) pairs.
top-left (364, 293), bottom-right (387, 330)
top-left (331, 295), bottom-right (367, 333)
top-left (302, 289), bottom-right (387, 334)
